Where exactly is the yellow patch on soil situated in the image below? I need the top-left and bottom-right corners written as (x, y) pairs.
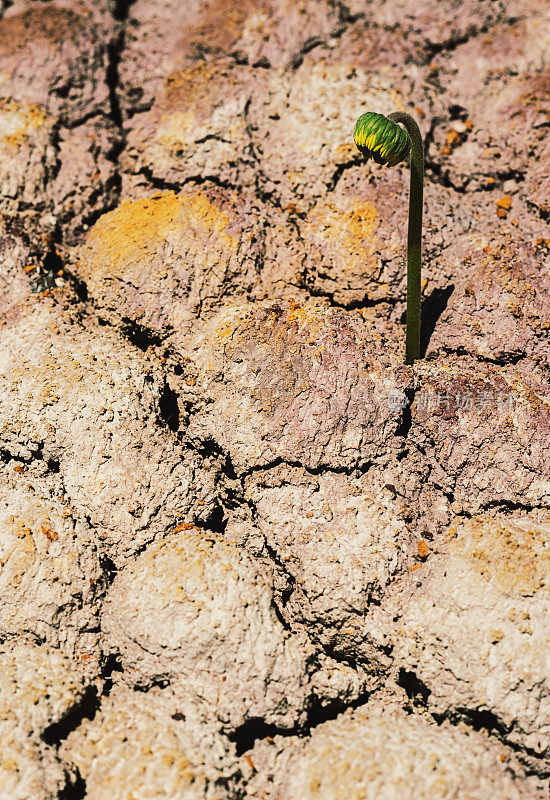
top-left (303, 198), bottom-right (380, 267)
top-left (272, 300), bottom-right (325, 344)
top-left (164, 62), bottom-right (220, 99)
top-left (0, 97), bottom-right (49, 150)
top-left (224, 300), bottom-right (327, 352)
top-left (83, 191), bottom-right (237, 277)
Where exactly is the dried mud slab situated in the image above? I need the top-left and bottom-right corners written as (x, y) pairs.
top-left (0, 217), bottom-right (34, 316)
top-left (0, 1), bottom-right (111, 125)
top-left (118, 4), bottom-right (433, 205)
top-left (0, 2), bottom-right (119, 243)
top-left (0, 462), bottom-right (104, 659)
top-left (0, 98), bottom-right (57, 232)
top-left (0, 297), bottom-right (219, 563)
top-left (122, 60), bottom-right (257, 191)
top-left (0, 643), bottom-right (91, 799)
top-left (245, 464), bottom-right (412, 665)
top-left (123, 60), bottom-right (405, 210)
top-left (184, 299), bottom-right (412, 473)
top-left (247, 62), bottom-right (404, 214)
top-left (426, 229), bottom-right (550, 369)
top-left (404, 358), bottom-right (550, 519)
top-left (0, 98), bottom-right (120, 245)
top-left (299, 165), bottom-right (473, 307)
top-left (77, 188), bottom-right (265, 336)
top-left (77, 185), bottom-right (311, 339)
top-left (299, 166), bottom-right (410, 307)
top-left (118, 0), bottom-right (344, 116)
top-left (428, 17), bottom-right (550, 197)
top-left (387, 513), bottom-right (550, 764)
top-left (245, 702), bottom-right (544, 800)
top-left (119, 0), bottom-right (353, 193)
top-left (102, 525), bottom-right (316, 732)
top-left (60, 682), bottom-right (239, 800)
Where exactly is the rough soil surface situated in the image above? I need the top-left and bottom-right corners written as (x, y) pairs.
top-left (0, 1), bottom-right (548, 798)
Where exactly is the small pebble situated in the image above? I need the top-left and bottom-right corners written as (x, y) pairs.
top-left (502, 179), bottom-right (518, 194)
top-left (450, 120), bottom-right (468, 134)
top-left (418, 540), bottom-right (430, 559)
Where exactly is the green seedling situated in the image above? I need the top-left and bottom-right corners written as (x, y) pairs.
top-left (354, 111), bottom-right (424, 365)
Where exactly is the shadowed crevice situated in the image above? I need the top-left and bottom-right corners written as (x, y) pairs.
top-left (120, 317), bottom-right (165, 351)
top-left (287, 35), bottom-right (330, 70)
top-left (481, 498), bottom-right (548, 514)
top-left (42, 686), bottom-right (100, 746)
top-left (158, 382), bottom-right (180, 432)
top-left (106, 0), bottom-right (132, 127)
top-left (420, 16), bottom-right (521, 63)
top-left (194, 503), bottom-right (228, 535)
top-left (191, 437), bottom-right (239, 481)
top-left (98, 551), bottom-right (118, 586)
top-left (230, 718), bottom-right (291, 756)
top-left (397, 668), bottom-right (431, 708)
top-left (58, 768), bottom-right (87, 800)
top-left (42, 655), bottom-right (123, 747)
top-left (395, 674), bottom-right (549, 778)
top-left (242, 455), bottom-right (374, 480)
top-left (434, 705), bottom-right (550, 779)
top-left (452, 707), bottom-right (504, 735)
top-left (60, 267), bottom-right (89, 302)
top-left (394, 389), bottom-right (415, 439)
top-left (304, 279), bottom-right (399, 312)
top-left (0, 445), bottom-right (62, 473)
top-left (229, 687), bottom-right (374, 755)
top-left (437, 345), bottom-right (526, 366)
top-left (133, 165), bottom-right (238, 196)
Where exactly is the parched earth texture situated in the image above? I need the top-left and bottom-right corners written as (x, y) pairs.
top-left (0, 1), bottom-right (549, 798)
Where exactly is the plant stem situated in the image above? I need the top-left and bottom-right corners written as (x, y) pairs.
top-left (388, 112), bottom-right (424, 365)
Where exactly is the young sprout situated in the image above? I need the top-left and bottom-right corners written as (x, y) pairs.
top-left (354, 111), bottom-right (424, 365)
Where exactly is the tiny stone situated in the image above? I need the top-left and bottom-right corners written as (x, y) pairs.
top-left (502, 180), bottom-right (519, 194)
top-left (417, 540), bottom-right (430, 559)
top-left (451, 121), bottom-right (468, 133)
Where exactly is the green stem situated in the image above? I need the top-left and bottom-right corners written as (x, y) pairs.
top-left (388, 112), bottom-right (424, 365)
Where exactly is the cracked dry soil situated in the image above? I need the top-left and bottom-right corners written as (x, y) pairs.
top-left (0, 0), bottom-right (548, 798)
